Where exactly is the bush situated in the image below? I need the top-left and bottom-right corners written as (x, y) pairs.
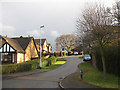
top-left (27, 59), bottom-right (49, 69)
top-left (42, 59), bottom-right (49, 67)
top-left (60, 51), bottom-right (62, 56)
top-left (2, 59), bottom-right (49, 75)
top-left (47, 56), bottom-right (56, 66)
top-left (2, 63), bottom-right (32, 74)
top-left (54, 52), bottom-right (56, 57)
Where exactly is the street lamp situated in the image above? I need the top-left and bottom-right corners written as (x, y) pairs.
top-left (40, 25), bottom-right (44, 69)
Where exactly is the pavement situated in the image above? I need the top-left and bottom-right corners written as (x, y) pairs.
top-left (60, 69), bottom-right (100, 89)
top-left (2, 69), bottom-right (49, 80)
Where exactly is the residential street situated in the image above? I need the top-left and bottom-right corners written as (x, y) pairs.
top-left (2, 56), bottom-right (83, 88)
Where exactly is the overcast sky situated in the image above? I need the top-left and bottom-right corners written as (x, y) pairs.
top-left (0, 0), bottom-right (115, 52)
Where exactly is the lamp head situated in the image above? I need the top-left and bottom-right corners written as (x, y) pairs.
top-left (40, 25), bottom-right (44, 28)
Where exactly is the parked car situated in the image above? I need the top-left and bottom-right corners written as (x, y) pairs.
top-left (83, 54), bottom-right (91, 61)
top-left (74, 51), bottom-right (78, 55)
top-left (80, 51), bottom-right (86, 55)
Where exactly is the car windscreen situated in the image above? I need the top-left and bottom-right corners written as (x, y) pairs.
top-left (84, 55), bottom-right (90, 57)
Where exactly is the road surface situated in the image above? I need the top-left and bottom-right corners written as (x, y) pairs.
top-left (3, 56), bottom-right (83, 88)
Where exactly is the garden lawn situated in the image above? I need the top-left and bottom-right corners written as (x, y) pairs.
top-left (78, 62), bottom-right (119, 88)
top-left (79, 55), bottom-right (83, 58)
top-left (42, 58), bottom-right (66, 69)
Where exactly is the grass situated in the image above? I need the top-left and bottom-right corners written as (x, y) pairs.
top-left (78, 62), bottom-right (119, 88)
top-left (42, 58), bottom-right (66, 69)
top-left (79, 55), bottom-right (84, 58)
top-left (55, 61), bottom-right (66, 64)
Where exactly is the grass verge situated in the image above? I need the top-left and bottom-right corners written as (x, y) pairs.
top-left (79, 55), bottom-right (83, 58)
top-left (78, 62), bottom-right (119, 88)
top-left (42, 58), bottom-right (66, 69)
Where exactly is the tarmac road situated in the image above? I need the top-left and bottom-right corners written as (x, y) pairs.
top-left (2, 55), bottom-right (83, 88)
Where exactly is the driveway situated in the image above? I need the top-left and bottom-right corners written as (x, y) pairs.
top-left (2, 55), bottom-right (83, 88)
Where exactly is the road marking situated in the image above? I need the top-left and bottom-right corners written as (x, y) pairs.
top-left (17, 76), bottom-right (59, 82)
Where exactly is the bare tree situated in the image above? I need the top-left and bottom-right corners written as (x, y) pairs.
top-left (55, 34), bottom-right (77, 52)
top-left (76, 4), bottom-right (116, 79)
top-left (106, 1), bottom-right (120, 25)
top-left (112, 1), bottom-right (120, 25)
top-left (56, 43), bottom-right (60, 52)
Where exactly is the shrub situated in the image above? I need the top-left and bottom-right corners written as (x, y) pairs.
top-left (47, 56), bottom-right (56, 66)
top-left (42, 59), bottom-right (49, 67)
top-left (2, 63), bottom-right (32, 74)
top-left (50, 56), bottom-right (56, 64)
top-left (27, 59), bottom-right (49, 69)
top-left (25, 60), bottom-right (39, 70)
top-left (2, 59), bottom-right (49, 75)
top-left (60, 51), bottom-right (62, 56)
top-left (54, 52), bottom-right (56, 57)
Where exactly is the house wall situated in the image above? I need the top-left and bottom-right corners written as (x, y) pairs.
top-left (36, 45), bottom-right (42, 53)
top-left (17, 53), bottom-right (24, 63)
top-left (43, 40), bottom-right (48, 53)
top-left (49, 45), bottom-right (52, 53)
top-left (12, 53), bottom-right (15, 63)
top-left (25, 40), bottom-right (38, 61)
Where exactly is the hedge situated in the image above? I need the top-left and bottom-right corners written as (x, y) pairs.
top-left (2, 63), bottom-right (32, 74)
top-left (2, 59), bottom-right (49, 75)
top-left (30, 59), bottom-right (48, 69)
top-left (2, 56), bottom-right (58, 75)
top-left (94, 45), bottom-right (119, 77)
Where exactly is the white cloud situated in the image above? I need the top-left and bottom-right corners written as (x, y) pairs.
top-left (51, 30), bottom-right (60, 37)
top-left (0, 23), bottom-right (16, 36)
top-left (27, 29), bottom-right (45, 37)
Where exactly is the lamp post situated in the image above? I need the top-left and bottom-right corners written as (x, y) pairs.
top-left (40, 25), bottom-right (44, 69)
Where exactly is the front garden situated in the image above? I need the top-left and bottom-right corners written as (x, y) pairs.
top-left (1, 56), bottom-right (67, 75)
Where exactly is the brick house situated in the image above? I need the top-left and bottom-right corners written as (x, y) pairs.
top-left (35, 39), bottom-right (52, 53)
top-left (0, 35), bottom-right (39, 63)
top-left (47, 43), bottom-right (52, 53)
